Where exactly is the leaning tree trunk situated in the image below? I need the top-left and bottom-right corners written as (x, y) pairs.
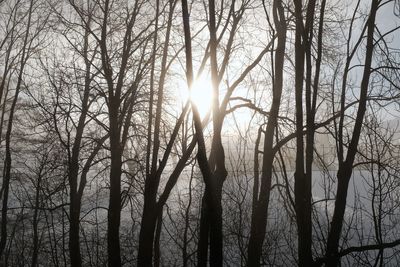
top-left (325, 1), bottom-right (378, 266)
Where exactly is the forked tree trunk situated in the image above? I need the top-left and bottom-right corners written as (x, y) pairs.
top-left (137, 0), bottom-right (160, 264)
top-left (137, 1), bottom-right (176, 266)
top-left (181, 0), bottom-right (224, 266)
top-left (196, 0), bottom-right (228, 265)
top-left (293, 0), bottom-right (314, 265)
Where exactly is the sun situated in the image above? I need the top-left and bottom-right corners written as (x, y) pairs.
top-left (177, 73), bottom-right (213, 119)
top-left (189, 74), bottom-right (213, 119)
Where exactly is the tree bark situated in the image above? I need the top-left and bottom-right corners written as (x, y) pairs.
top-left (107, 101), bottom-right (123, 267)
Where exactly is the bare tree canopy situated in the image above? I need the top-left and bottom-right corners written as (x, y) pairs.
top-left (1, 0), bottom-right (400, 266)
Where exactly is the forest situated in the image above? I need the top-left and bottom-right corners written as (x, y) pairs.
top-left (1, 0), bottom-right (400, 266)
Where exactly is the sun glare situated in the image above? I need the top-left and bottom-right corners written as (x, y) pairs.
top-left (177, 74), bottom-right (213, 119)
top-left (190, 74), bottom-right (213, 118)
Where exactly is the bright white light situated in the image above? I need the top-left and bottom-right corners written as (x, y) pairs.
top-left (190, 74), bottom-right (213, 119)
top-left (175, 73), bottom-right (213, 119)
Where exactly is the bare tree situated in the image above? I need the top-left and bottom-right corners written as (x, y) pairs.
top-left (247, 0), bottom-right (286, 266)
top-left (0, 0), bottom-right (49, 260)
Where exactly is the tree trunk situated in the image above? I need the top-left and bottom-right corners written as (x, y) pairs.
top-left (107, 102), bottom-right (122, 267)
top-left (138, 201), bottom-right (158, 266)
top-left (197, 194), bottom-right (209, 267)
top-left (0, 0), bottom-right (33, 258)
top-left (137, 1), bottom-right (177, 265)
top-left (153, 212), bottom-right (163, 267)
top-left (247, 1), bottom-right (286, 265)
top-left (69, 191), bottom-right (82, 267)
top-left (31, 172), bottom-right (42, 267)
top-left (325, 1), bottom-right (378, 265)
top-left (196, 1), bottom-right (228, 265)
top-left (325, 167), bottom-right (351, 266)
top-left (293, 0), bottom-right (314, 265)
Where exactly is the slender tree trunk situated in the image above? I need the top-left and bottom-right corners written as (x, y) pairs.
top-left (137, 1), bottom-right (177, 266)
top-left (99, 1), bottom-right (139, 265)
top-left (247, 1), bottom-right (286, 265)
top-left (299, 0), bottom-right (320, 265)
top-left (31, 172), bottom-right (42, 267)
top-left (67, 23), bottom-right (93, 267)
top-left (0, 29), bottom-right (14, 145)
top-left (292, 0), bottom-right (315, 265)
top-left (325, 1), bottom-right (378, 265)
top-left (0, 0), bottom-right (33, 259)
